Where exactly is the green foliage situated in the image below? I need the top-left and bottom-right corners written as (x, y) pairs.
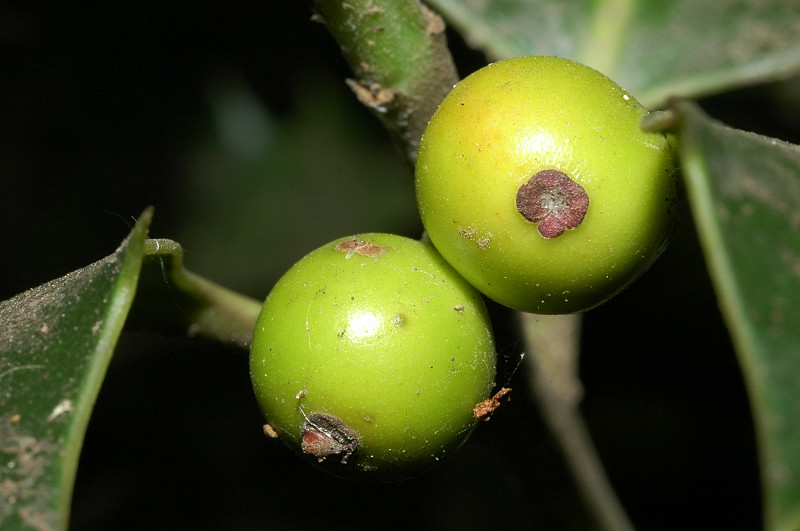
top-left (0, 209), bottom-right (150, 529)
top-left (427, 0), bottom-right (800, 107)
top-left (646, 100), bottom-right (800, 530)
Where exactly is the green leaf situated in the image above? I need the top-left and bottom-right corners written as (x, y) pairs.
top-left (428, 0), bottom-right (800, 107)
top-left (129, 239), bottom-right (262, 348)
top-left (0, 208), bottom-right (152, 531)
top-left (648, 100), bottom-right (800, 531)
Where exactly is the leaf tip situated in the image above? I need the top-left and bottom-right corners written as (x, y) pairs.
top-left (136, 206), bottom-right (156, 231)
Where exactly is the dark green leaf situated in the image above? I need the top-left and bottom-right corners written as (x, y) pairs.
top-left (649, 100), bottom-right (800, 531)
top-left (428, 0), bottom-right (800, 107)
top-left (0, 208), bottom-right (152, 531)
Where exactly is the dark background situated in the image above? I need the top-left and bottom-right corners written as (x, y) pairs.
top-left (4, 2), bottom-right (798, 529)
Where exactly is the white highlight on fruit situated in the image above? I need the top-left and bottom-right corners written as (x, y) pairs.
top-left (517, 128), bottom-right (558, 159)
top-left (347, 310), bottom-right (382, 339)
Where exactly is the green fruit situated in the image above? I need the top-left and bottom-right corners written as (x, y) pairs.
top-left (415, 56), bottom-right (679, 314)
top-left (249, 233), bottom-right (496, 482)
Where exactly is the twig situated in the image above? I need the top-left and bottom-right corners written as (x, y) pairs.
top-left (522, 312), bottom-right (635, 531)
top-left (312, 0), bottom-right (458, 166)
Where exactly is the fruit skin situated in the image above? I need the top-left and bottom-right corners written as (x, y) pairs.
top-left (415, 56), bottom-right (679, 314)
top-left (249, 233), bottom-right (496, 482)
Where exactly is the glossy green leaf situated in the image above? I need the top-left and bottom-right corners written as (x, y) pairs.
top-left (648, 100), bottom-right (800, 531)
top-left (0, 208), bottom-right (152, 531)
top-left (428, 0), bottom-right (800, 107)
top-left (128, 239), bottom-right (262, 349)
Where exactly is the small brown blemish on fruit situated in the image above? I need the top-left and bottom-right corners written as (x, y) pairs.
top-left (454, 305), bottom-right (465, 312)
top-left (473, 387), bottom-right (512, 421)
top-left (335, 238), bottom-right (390, 258)
top-left (458, 226), bottom-right (477, 239)
top-left (263, 424), bottom-right (279, 438)
top-left (301, 413), bottom-right (359, 464)
top-left (516, 170), bottom-right (589, 238)
top-left (457, 226), bottom-right (491, 249)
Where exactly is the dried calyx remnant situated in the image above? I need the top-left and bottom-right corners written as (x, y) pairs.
top-left (301, 413), bottom-right (360, 464)
top-left (473, 387), bottom-right (512, 421)
top-left (516, 170), bottom-right (589, 238)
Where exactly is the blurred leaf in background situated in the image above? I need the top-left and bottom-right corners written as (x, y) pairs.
top-left (427, 0), bottom-right (800, 106)
top-left (177, 70), bottom-right (419, 297)
top-left (653, 100), bottom-right (800, 530)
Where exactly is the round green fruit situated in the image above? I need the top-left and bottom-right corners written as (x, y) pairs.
top-left (249, 233), bottom-right (497, 482)
top-left (415, 56), bottom-right (679, 314)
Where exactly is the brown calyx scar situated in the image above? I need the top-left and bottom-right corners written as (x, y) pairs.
top-left (301, 412), bottom-right (360, 464)
top-left (516, 170), bottom-right (589, 238)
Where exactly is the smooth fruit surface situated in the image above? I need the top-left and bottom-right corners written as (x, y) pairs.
top-left (249, 233), bottom-right (496, 481)
top-left (416, 56), bottom-right (679, 314)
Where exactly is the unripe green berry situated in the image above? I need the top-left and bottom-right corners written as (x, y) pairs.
top-left (249, 234), bottom-right (497, 482)
top-left (416, 56), bottom-right (679, 314)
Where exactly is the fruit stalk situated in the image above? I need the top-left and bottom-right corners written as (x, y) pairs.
top-left (135, 239), bottom-right (263, 348)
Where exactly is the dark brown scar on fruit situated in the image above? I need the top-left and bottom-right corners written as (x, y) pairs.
top-left (516, 170), bottom-right (589, 238)
top-left (301, 413), bottom-right (360, 464)
top-left (473, 387), bottom-right (512, 421)
top-left (335, 238), bottom-right (391, 257)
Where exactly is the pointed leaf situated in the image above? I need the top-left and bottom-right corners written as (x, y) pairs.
top-left (648, 100), bottom-right (800, 531)
top-left (428, 0), bottom-right (800, 107)
top-left (0, 208), bottom-right (152, 531)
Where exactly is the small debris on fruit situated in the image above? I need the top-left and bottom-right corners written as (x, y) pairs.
top-left (473, 387), bottom-right (512, 421)
top-left (335, 237), bottom-right (391, 258)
